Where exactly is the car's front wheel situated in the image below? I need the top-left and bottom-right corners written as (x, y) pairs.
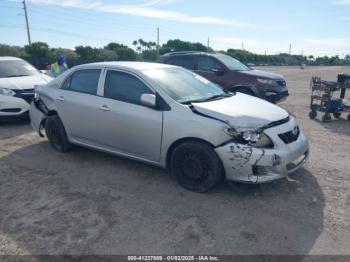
top-left (232, 87), bottom-right (255, 96)
top-left (170, 141), bottom-right (224, 193)
top-left (45, 115), bottom-right (71, 152)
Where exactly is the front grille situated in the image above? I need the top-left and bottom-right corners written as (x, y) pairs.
top-left (263, 116), bottom-right (290, 130)
top-left (277, 80), bottom-right (286, 87)
top-left (279, 126), bottom-right (300, 144)
top-left (13, 89), bottom-right (35, 104)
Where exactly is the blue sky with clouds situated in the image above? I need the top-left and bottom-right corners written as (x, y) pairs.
top-left (1, 0), bottom-right (350, 56)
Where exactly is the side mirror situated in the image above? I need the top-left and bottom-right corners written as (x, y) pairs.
top-left (212, 68), bottom-right (225, 76)
top-left (141, 94), bottom-right (156, 108)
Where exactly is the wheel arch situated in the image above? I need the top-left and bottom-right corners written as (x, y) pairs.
top-left (40, 109), bottom-right (58, 128)
top-left (165, 137), bottom-right (218, 171)
top-left (229, 85), bottom-right (257, 96)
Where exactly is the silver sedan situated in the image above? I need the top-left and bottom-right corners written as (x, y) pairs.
top-left (30, 62), bottom-right (309, 192)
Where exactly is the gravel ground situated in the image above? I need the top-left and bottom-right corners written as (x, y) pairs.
top-left (0, 66), bottom-right (349, 255)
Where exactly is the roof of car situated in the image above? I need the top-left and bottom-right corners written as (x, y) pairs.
top-left (160, 51), bottom-right (214, 57)
top-left (78, 61), bottom-right (175, 71)
top-left (0, 56), bottom-right (24, 61)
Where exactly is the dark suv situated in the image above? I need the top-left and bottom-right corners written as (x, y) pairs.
top-left (157, 51), bottom-right (289, 103)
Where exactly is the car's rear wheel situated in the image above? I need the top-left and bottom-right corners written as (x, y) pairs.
top-left (170, 141), bottom-right (224, 193)
top-left (45, 115), bottom-right (71, 152)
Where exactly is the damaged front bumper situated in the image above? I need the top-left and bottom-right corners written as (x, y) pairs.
top-left (215, 119), bottom-right (309, 183)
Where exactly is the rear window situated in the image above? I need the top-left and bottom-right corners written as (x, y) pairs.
top-left (64, 69), bottom-right (101, 95)
top-left (166, 56), bottom-right (197, 70)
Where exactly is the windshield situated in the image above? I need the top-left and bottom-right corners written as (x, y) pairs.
top-left (0, 60), bottom-right (39, 78)
top-left (214, 54), bottom-right (251, 71)
top-left (143, 68), bottom-right (228, 104)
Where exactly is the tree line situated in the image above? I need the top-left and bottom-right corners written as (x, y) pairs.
top-left (0, 39), bottom-right (349, 69)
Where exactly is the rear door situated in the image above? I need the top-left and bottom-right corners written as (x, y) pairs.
top-left (165, 56), bottom-right (197, 71)
top-left (54, 68), bottom-right (103, 143)
top-left (95, 69), bottom-right (163, 162)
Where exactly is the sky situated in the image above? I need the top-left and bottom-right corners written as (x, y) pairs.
top-left (0, 0), bottom-right (350, 57)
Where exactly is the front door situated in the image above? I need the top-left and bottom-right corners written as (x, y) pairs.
top-left (194, 55), bottom-right (228, 88)
top-left (95, 69), bottom-right (163, 162)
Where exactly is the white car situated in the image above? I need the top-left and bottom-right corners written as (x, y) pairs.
top-left (0, 57), bottom-right (51, 121)
top-left (30, 62), bottom-right (309, 192)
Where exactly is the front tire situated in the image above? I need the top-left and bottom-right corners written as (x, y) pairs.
top-left (233, 87), bottom-right (255, 97)
top-left (45, 115), bottom-right (71, 152)
top-left (170, 141), bottom-right (224, 193)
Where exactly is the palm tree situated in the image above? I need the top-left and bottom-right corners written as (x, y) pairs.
top-left (132, 40), bottom-right (138, 51)
top-left (138, 39), bottom-right (145, 52)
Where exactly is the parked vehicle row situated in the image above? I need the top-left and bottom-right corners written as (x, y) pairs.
top-left (29, 62), bottom-right (309, 192)
top-left (0, 57), bottom-right (51, 121)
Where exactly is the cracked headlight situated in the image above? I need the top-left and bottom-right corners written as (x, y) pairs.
top-left (243, 131), bottom-right (274, 148)
top-left (0, 88), bottom-right (15, 96)
top-left (242, 131), bottom-right (260, 143)
top-left (254, 133), bottom-right (274, 148)
top-left (224, 127), bottom-right (274, 148)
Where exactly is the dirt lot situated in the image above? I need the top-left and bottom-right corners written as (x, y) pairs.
top-left (0, 66), bottom-right (349, 255)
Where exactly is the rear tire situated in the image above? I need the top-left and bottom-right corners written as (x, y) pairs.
top-left (170, 141), bottom-right (224, 193)
top-left (45, 115), bottom-right (71, 152)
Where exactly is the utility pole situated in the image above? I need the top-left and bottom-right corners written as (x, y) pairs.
top-left (207, 37), bottom-right (210, 51)
top-left (22, 0), bottom-right (31, 45)
top-left (156, 27), bottom-right (160, 58)
top-left (241, 42), bottom-right (244, 51)
top-left (289, 43), bottom-right (292, 55)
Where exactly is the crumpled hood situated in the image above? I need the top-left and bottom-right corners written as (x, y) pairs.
top-left (0, 74), bottom-right (51, 90)
top-left (241, 69), bottom-right (284, 80)
top-left (192, 93), bottom-right (289, 132)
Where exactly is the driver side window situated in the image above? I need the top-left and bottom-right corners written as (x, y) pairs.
top-left (104, 70), bottom-right (153, 106)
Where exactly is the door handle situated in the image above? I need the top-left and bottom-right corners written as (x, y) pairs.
top-left (99, 105), bottom-right (111, 112)
top-left (56, 96), bottom-right (65, 101)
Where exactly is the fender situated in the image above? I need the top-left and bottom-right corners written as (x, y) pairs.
top-left (32, 99), bottom-right (58, 137)
top-left (230, 85), bottom-right (258, 96)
